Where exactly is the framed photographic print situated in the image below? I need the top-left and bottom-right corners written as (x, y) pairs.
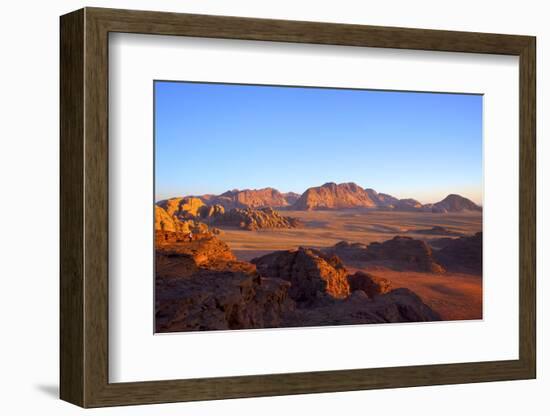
top-left (60, 7), bottom-right (536, 408)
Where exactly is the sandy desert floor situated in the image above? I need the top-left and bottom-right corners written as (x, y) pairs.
top-left (218, 209), bottom-right (483, 321)
top-left (221, 210), bottom-right (482, 259)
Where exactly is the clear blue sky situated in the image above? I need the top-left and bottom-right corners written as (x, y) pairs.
top-left (155, 81), bottom-right (482, 204)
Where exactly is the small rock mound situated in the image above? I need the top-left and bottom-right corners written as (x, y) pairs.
top-left (326, 236), bottom-right (445, 273)
top-left (325, 240), bottom-right (371, 262)
top-left (251, 247), bottom-right (350, 303)
top-left (366, 236), bottom-right (445, 273)
top-left (434, 232), bottom-right (482, 274)
top-left (410, 226), bottom-right (465, 236)
top-left (347, 271), bottom-right (392, 298)
top-left (211, 207), bottom-right (302, 231)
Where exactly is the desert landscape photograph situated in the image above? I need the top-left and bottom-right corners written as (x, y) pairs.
top-left (154, 81), bottom-right (483, 333)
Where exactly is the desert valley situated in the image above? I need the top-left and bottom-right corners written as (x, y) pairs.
top-left (155, 182), bottom-right (482, 333)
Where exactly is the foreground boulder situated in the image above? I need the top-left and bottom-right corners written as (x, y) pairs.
top-left (434, 232), bottom-right (482, 275)
top-left (347, 271), bottom-right (392, 298)
top-left (251, 247), bottom-right (350, 303)
top-left (211, 207), bottom-right (302, 231)
top-left (156, 271), bottom-right (295, 332)
top-left (282, 288), bottom-right (440, 327)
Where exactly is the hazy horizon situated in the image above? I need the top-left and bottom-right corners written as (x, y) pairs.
top-left (155, 182), bottom-right (482, 206)
top-left (155, 81), bottom-right (483, 204)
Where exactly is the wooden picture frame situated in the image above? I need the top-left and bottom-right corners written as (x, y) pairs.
top-left (60, 7), bottom-right (536, 408)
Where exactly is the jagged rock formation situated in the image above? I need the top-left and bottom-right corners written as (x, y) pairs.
top-left (203, 187), bottom-right (291, 210)
top-left (326, 236), bottom-right (445, 273)
top-left (431, 194), bottom-right (482, 213)
top-left (347, 271), bottom-right (392, 298)
top-left (160, 183), bottom-right (481, 214)
top-left (434, 232), bottom-right (482, 274)
top-left (155, 232), bottom-right (442, 331)
top-left (292, 182), bottom-right (377, 210)
top-left (290, 182), bottom-right (480, 213)
top-left (251, 247), bottom-right (350, 303)
top-left (210, 207), bottom-right (301, 231)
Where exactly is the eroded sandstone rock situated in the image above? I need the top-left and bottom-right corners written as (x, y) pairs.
top-left (211, 207), bottom-right (301, 231)
top-left (252, 247), bottom-right (350, 303)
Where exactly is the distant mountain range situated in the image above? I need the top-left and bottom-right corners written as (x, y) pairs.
top-left (160, 182), bottom-right (481, 214)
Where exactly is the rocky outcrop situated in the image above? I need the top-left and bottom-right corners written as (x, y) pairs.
top-left (251, 247), bottom-right (350, 303)
top-left (157, 197), bottom-right (206, 218)
top-left (326, 236), bottom-right (445, 273)
top-left (282, 288), bottom-right (440, 327)
top-left (363, 236), bottom-right (445, 273)
top-left (347, 271), bottom-right (392, 298)
top-left (156, 271), bottom-right (295, 332)
top-left (155, 232), bottom-right (442, 331)
top-left (211, 207), bottom-right (301, 231)
top-left (155, 206), bottom-right (209, 234)
top-left (292, 182), bottom-right (378, 210)
top-left (155, 230), bottom-right (240, 279)
top-left (434, 232), bottom-right (482, 274)
top-left (155, 205), bottom-right (179, 233)
top-left (431, 194), bottom-right (482, 213)
top-left (324, 240), bottom-right (371, 262)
